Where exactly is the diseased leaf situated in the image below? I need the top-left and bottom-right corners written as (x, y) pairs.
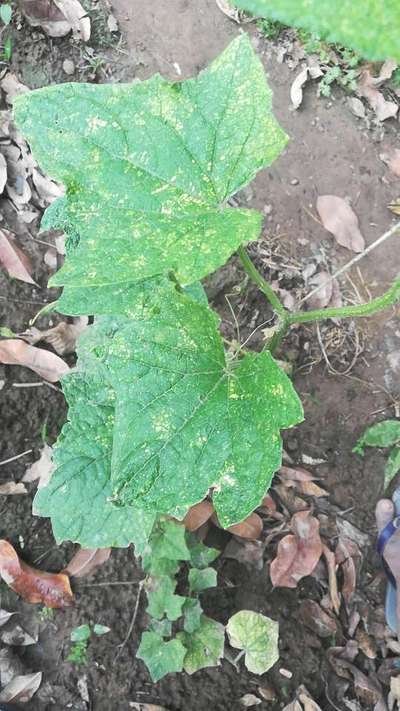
top-left (385, 447), bottom-right (400, 488)
top-left (232, 0), bottom-right (400, 61)
top-left (178, 616), bottom-right (225, 674)
top-left (137, 631), bottom-right (186, 682)
top-left (317, 196), bottom-right (365, 253)
top-left (146, 576), bottom-right (186, 621)
top-left (34, 319), bottom-right (156, 551)
top-left (64, 547), bottom-right (111, 578)
top-left (79, 293), bottom-right (302, 527)
top-left (0, 339), bottom-right (70, 382)
top-left (14, 35), bottom-right (287, 315)
top-left (355, 420), bottom-right (400, 453)
top-left (270, 510), bottom-right (323, 588)
top-left (0, 539), bottom-right (74, 608)
top-left (226, 610), bottom-right (279, 674)
top-left (0, 229), bottom-right (37, 285)
top-left (0, 671), bottom-right (42, 703)
top-left (188, 567), bottom-right (217, 593)
top-left (148, 618), bottom-right (172, 637)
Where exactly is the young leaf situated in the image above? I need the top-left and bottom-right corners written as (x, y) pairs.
top-left (14, 34), bottom-right (287, 315)
top-left (355, 420), bottom-right (400, 453)
top-left (188, 567), bottom-right (217, 593)
top-left (0, 4), bottom-right (12, 25)
top-left (182, 598), bottom-right (203, 633)
top-left (91, 292), bottom-right (303, 526)
top-left (70, 624), bottom-right (91, 642)
top-left (186, 534), bottom-right (220, 569)
top-left (34, 320), bottom-right (156, 552)
top-left (232, 0), bottom-right (400, 62)
top-left (226, 610), bottom-right (279, 674)
top-left (385, 447), bottom-right (400, 488)
top-left (178, 616), bottom-right (225, 674)
top-left (137, 631), bottom-right (186, 682)
top-left (142, 556), bottom-right (180, 578)
top-left (146, 576), bottom-right (186, 621)
top-left (148, 618), bottom-right (173, 637)
top-left (63, 547), bottom-right (111, 578)
top-left (93, 624), bottom-right (110, 635)
top-left (148, 520), bottom-right (191, 562)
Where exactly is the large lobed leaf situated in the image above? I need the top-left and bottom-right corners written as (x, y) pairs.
top-left (233, 0), bottom-right (400, 62)
top-left (14, 34), bottom-right (287, 316)
top-left (35, 288), bottom-right (302, 543)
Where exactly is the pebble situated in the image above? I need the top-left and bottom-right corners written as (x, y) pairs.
top-left (62, 59), bottom-right (75, 76)
top-left (290, 178), bottom-right (299, 185)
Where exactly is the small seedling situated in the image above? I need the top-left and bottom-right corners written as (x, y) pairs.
top-left (257, 18), bottom-right (284, 40)
top-left (67, 622), bottom-right (110, 665)
top-left (354, 420), bottom-right (400, 488)
top-left (38, 606), bottom-right (55, 622)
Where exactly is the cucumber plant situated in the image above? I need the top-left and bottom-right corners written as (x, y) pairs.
top-left (14, 34), bottom-right (400, 680)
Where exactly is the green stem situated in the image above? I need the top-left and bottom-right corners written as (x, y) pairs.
top-left (237, 245), bottom-right (400, 354)
top-left (237, 245), bottom-right (287, 319)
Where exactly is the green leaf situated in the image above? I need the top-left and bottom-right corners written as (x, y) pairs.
top-left (148, 520), bottom-right (191, 562)
top-left (142, 556), bottom-right (180, 578)
top-left (226, 610), bottom-right (279, 674)
top-left (233, 0), bottom-right (400, 61)
top-left (178, 616), bottom-right (225, 674)
top-left (385, 447), bottom-right (400, 488)
top-left (137, 631), bottom-right (186, 682)
top-left (93, 624), bottom-right (110, 636)
top-left (0, 4), bottom-right (12, 25)
top-left (14, 34), bottom-right (287, 315)
top-left (355, 420), bottom-right (400, 453)
top-left (186, 534), bottom-right (220, 569)
top-left (33, 318), bottom-right (156, 553)
top-left (92, 291), bottom-right (303, 527)
top-left (71, 624), bottom-right (91, 642)
top-left (182, 598), bottom-right (203, 633)
top-left (146, 576), bottom-right (186, 621)
top-left (148, 618), bottom-right (173, 637)
top-left (188, 567), bottom-right (217, 593)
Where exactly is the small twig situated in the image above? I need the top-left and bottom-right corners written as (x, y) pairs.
top-left (115, 580), bottom-right (145, 659)
top-left (0, 449), bottom-right (32, 467)
top-left (78, 580), bottom-right (142, 588)
top-left (298, 219), bottom-right (400, 306)
top-left (12, 382), bottom-right (63, 393)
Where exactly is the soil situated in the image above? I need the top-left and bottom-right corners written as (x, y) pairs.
top-left (0, 1), bottom-right (400, 710)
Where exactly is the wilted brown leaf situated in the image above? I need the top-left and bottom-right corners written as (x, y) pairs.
top-left (279, 466), bottom-right (329, 498)
top-left (223, 538), bottom-right (265, 570)
top-left (0, 671), bottom-right (42, 703)
top-left (0, 153), bottom-right (7, 193)
top-left (317, 196), bottom-right (365, 252)
top-left (22, 445), bottom-right (55, 488)
top-left (227, 512), bottom-right (263, 540)
top-left (270, 510), bottom-right (323, 588)
top-left (0, 539), bottom-right (74, 608)
top-left (183, 501), bottom-right (214, 532)
top-left (0, 610), bottom-right (16, 627)
top-left (336, 537), bottom-right (359, 605)
top-left (240, 694), bottom-right (262, 707)
top-left (53, 0), bottom-right (91, 40)
top-left (21, 0), bottom-right (74, 37)
top-left (21, 317), bottom-right (88, 355)
top-left (358, 68), bottom-right (398, 121)
top-left (64, 547), bottom-right (111, 578)
top-left (129, 704), bottom-right (168, 711)
top-left (299, 600), bottom-right (337, 638)
top-left (1, 618), bottom-right (38, 646)
top-left (0, 339), bottom-right (70, 382)
top-left (0, 73), bottom-right (30, 105)
top-left (323, 546), bottom-right (341, 615)
top-left (0, 229), bottom-right (36, 285)
top-left (290, 66), bottom-right (310, 110)
top-left (0, 481), bottom-right (27, 496)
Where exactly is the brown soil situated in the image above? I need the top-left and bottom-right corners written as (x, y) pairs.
top-left (1, 1), bottom-right (400, 710)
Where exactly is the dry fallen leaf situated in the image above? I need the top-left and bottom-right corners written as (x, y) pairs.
top-left (0, 671), bottom-right (42, 703)
top-left (0, 339), bottom-right (70, 382)
top-left (0, 229), bottom-right (36, 285)
top-left (0, 153), bottom-right (7, 193)
top-left (323, 545), bottom-right (341, 615)
top-left (1, 619), bottom-right (38, 646)
top-left (129, 704), bottom-right (168, 711)
top-left (182, 501), bottom-right (214, 532)
top-left (0, 481), bottom-right (27, 496)
top-left (22, 444), bottom-right (55, 488)
top-left (270, 510), bottom-right (323, 588)
top-left (336, 537), bottom-right (359, 605)
top-left (290, 66), bottom-right (310, 110)
top-left (347, 97), bottom-right (366, 119)
top-left (317, 195), bottom-right (365, 253)
top-left (20, 0), bottom-right (71, 36)
top-left (388, 198), bottom-right (400, 216)
top-left (0, 647), bottom-right (25, 687)
top-left (215, 0), bottom-right (241, 23)
top-left (107, 13), bottom-right (118, 32)
top-left (21, 317), bottom-right (88, 355)
top-left (380, 149), bottom-right (400, 178)
top-left (240, 694), bottom-right (262, 707)
top-left (0, 539), bottom-right (74, 608)
top-left (53, 0), bottom-right (91, 40)
top-left (0, 73), bottom-right (30, 105)
top-left (227, 512), bottom-right (263, 540)
top-left (299, 599), bottom-right (337, 638)
top-left (358, 68), bottom-right (398, 121)
top-left (64, 547), bottom-right (111, 578)
top-left (279, 466), bottom-right (329, 498)
top-left (223, 538), bottom-right (265, 570)
top-left (31, 167), bottom-right (64, 204)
